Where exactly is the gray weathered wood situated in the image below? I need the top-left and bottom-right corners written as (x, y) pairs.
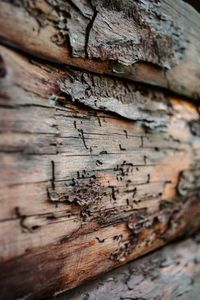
top-left (0, 0), bottom-right (200, 99)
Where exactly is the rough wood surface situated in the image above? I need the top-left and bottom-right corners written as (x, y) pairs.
top-left (54, 234), bottom-right (200, 300)
top-left (0, 44), bottom-right (200, 299)
top-left (0, 0), bottom-right (200, 99)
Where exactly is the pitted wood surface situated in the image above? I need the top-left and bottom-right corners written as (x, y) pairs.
top-left (0, 45), bottom-right (200, 299)
top-left (54, 235), bottom-right (200, 300)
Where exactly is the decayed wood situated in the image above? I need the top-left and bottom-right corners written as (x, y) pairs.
top-left (0, 44), bottom-right (200, 299)
top-left (55, 234), bottom-right (200, 300)
top-left (0, 0), bottom-right (200, 99)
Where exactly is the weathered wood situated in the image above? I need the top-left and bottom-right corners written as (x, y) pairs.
top-left (0, 0), bottom-right (200, 99)
top-left (54, 234), bottom-right (200, 300)
top-left (0, 44), bottom-right (200, 299)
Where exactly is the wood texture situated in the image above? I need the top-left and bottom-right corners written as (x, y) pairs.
top-left (0, 44), bottom-right (200, 299)
top-left (55, 234), bottom-right (200, 300)
top-left (0, 0), bottom-right (200, 100)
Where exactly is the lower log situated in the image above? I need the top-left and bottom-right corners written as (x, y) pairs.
top-left (0, 45), bottom-right (200, 299)
top-left (55, 234), bottom-right (200, 300)
top-left (1, 195), bottom-right (200, 300)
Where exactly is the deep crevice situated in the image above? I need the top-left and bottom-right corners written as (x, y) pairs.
top-left (85, 9), bottom-right (98, 58)
top-left (0, 54), bottom-right (6, 78)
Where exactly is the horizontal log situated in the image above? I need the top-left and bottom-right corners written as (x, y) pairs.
top-left (0, 45), bottom-right (200, 299)
top-left (55, 234), bottom-right (200, 300)
top-left (0, 0), bottom-right (200, 99)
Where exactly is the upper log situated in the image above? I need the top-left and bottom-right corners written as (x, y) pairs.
top-left (0, 0), bottom-right (200, 99)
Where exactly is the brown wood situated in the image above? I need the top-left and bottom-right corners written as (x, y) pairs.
top-left (54, 234), bottom-right (200, 300)
top-left (0, 0), bottom-right (200, 99)
top-left (0, 44), bottom-right (200, 299)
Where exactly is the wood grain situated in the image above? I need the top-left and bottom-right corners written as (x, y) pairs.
top-left (54, 234), bottom-right (200, 300)
top-left (0, 44), bottom-right (200, 299)
top-left (0, 0), bottom-right (200, 99)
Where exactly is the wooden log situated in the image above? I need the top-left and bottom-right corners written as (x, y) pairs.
top-left (0, 44), bottom-right (200, 299)
top-left (0, 0), bottom-right (200, 99)
top-left (55, 234), bottom-right (200, 300)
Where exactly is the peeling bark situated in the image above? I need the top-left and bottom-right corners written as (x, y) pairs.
top-left (2, 0), bottom-right (187, 67)
top-left (58, 70), bottom-right (169, 128)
